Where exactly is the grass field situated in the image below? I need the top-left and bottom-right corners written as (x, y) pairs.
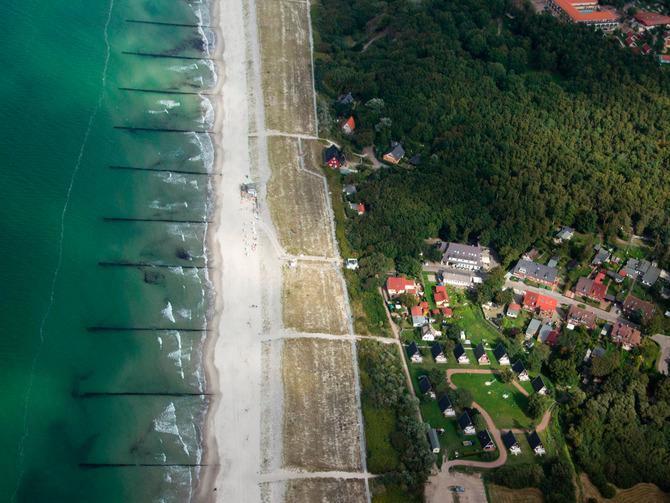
top-left (282, 262), bottom-right (349, 335)
top-left (266, 136), bottom-right (334, 257)
top-left (487, 483), bottom-right (544, 503)
top-left (450, 373), bottom-right (534, 430)
top-left (285, 478), bottom-right (367, 503)
top-left (282, 338), bottom-right (362, 471)
top-left (455, 305), bottom-right (505, 347)
top-left (579, 473), bottom-right (670, 503)
top-left (301, 138), bottom-right (330, 175)
top-left (256, 0), bottom-right (315, 134)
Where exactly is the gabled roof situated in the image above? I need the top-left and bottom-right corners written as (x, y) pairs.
top-left (592, 346), bottom-right (606, 358)
top-left (611, 321), bottom-right (642, 347)
top-left (342, 116), bottom-right (355, 131)
top-left (323, 145), bottom-right (343, 164)
top-left (635, 11), bottom-right (670, 26)
top-left (478, 429), bottom-right (494, 448)
top-left (493, 343), bottom-right (507, 362)
top-left (387, 276), bottom-right (414, 292)
top-left (434, 291), bottom-right (448, 304)
top-left (410, 305), bottom-right (423, 317)
top-left (473, 343), bottom-right (486, 360)
top-left (431, 342), bottom-right (444, 359)
top-left (458, 410), bottom-right (472, 429)
top-left (335, 92), bottom-right (353, 104)
top-left (512, 359), bottom-right (526, 374)
top-left (622, 295), bottom-right (655, 320)
top-left (568, 305), bottom-right (597, 327)
top-left (384, 141), bottom-right (405, 161)
top-left (428, 428), bottom-right (440, 450)
top-left (406, 341), bottom-right (419, 358)
top-left (453, 343), bottom-right (466, 359)
top-left (527, 431), bottom-right (543, 450)
top-left (343, 184), bottom-right (356, 195)
top-left (408, 153), bottom-right (422, 165)
top-left (512, 259), bottom-right (558, 284)
top-left (508, 303), bottom-right (520, 312)
top-left (438, 393), bottom-right (452, 413)
top-left (501, 430), bottom-right (518, 450)
top-left (418, 375), bottom-right (432, 394)
top-left (526, 318), bottom-right (542, 335)
top-left (523, 291), bottom-right (558, 312)
top-left (531, 376), bottom-right (546, 393)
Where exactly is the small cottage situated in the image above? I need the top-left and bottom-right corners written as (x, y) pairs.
top-left (512, 359), bottom-right (529, 381)
top-left (431, 342), bottom-right (447, 363)
top-left (406, 341), bottom-right (422, 363)
top-left (493, 343), bottom-right (509, 365)
top-left (453, 343), bottom-right (470, 364)
top-left (527, 431), bottom-right (545, 456)
top-left (473, 343), bottom-right (489, 365)
top-left (531, 376), bottom-right (547, 395)
top-left (502, 430), bottom-right (521, 455)
top-left (478, 429), bottom-right (496, 451)
top-left (458, 411), bottom-right (476, 435)
top-left (438, 393), bottom-right (456, 417)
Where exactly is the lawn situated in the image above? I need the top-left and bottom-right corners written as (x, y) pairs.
top-left (501, 310), bottom-right (531, 331)
top-left (455, 305), bottom-right (504, 347)
top-left (450, 373), bottom-right (534, 430)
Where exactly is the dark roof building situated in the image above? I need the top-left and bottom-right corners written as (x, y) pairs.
top-left (323, 145), bottom-right (343, 168)
top-left (335, 92), bottom-right (354, 105)
top-left (473, 343), bottom-right (487, 361)
top-left (408, 153), bottom-right (422, 166)
top-left (531, 376), bottom-right (547, 394)
top-left (512, 359), bottom-right (526, 374)
top-left (454, 343), bottom-right (467, 359)
top-left (622, 295), bottom-right (655, 321)
top-left (438, 394), bottom-right (454, 415)
top-left (458, 410), bottom-right (474, 433)
top-left (511, 259), bottom-right (559, 285)
top-left (418, 375), bottom-right (432, 395)
top-left (493, 343), bottom-right (509, 364)
top-left (431, 342), bottom-right (446, 362)
top-left (382, 141), bottom-right (405, 164)
top-left (501, 430), bottom-right (520, 452)
top-left (406, 341), bottom-right (421, 361)
top-left (478, 429), bottom-right (496, 451)
top-left (528, 431), bottom-right (545, 455)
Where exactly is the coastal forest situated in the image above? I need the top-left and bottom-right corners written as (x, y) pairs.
top-left (313, 0), bottom-right (670, 269)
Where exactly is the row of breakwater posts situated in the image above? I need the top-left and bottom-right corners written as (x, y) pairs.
top-left (81, 16), bottom-right (219, 470)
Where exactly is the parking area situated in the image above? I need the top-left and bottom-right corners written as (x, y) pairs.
top-left (425, 470), bottom-right (487, 503)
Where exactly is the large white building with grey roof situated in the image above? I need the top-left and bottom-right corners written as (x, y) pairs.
top-left (439, 242), bottom-right (483, 270)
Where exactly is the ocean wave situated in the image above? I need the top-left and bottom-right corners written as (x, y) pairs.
top-left (162, 302), bottom-right (176, 323)
top-left (157, 100), bottom-right (181, 109)
top-left (154, 402), bottom-right (190, 457)
top-left (169, 63), bottom-right (199, 73)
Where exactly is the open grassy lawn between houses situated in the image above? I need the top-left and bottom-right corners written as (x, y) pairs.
top-left (450, 373), bottom-right (535, 430)
top-left (455, 305), bottom-right (504, 347)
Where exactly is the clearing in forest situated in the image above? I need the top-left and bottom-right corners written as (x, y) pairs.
top-left (285, 478), bottom-right (367, 503)
top-left (281, 338), bottom-right (362, 471)
top-left (579, 473), bottom-right (670, 503)
top-left (256, 0), bottom-right (315, 135)
top-left (282, 262), bottom-right (349, 335)
top-left (266, 136), bottom-right (334, 257)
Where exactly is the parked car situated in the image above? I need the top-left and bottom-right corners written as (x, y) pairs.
top-left (453, 487), bottom-right (465, 492)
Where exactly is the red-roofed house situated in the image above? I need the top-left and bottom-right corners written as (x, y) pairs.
top-left (635, 11), bottom-right (670, 27)
top-left (441, 307), bottom-right (453, 318)
top-left (410, 305), bottom-right (423, 317)
top-left (507, 303), bottom-right (520, 318)
top-left (642, 43), bottom-right (653, 55)
top-left (356, 203), bottom-right (365, 215)
top-left (546, 330), bottom-right (559, 346)
top-left (626, 37), bottom-right (636, 47)
top-left (595, 271), bottom-right (606, 284)
top-left (419, 301), bottom-right (429, 312)
top-left (434, 291), bottom-right (449, 307)
top-left (546, 0), bottom-right (617, 29)
top-left (522, 291), bottom-right (558, 316)
top-left (574, 277), bottom-right (607, 302)
top-left (611, 321), bottom-right (642, 350)
top-left (660, 54), bottom-right (670, 63)
top-left (387, 277), bottom-right (417, 297)
top-left (342, 116), bottom-right (355, 134)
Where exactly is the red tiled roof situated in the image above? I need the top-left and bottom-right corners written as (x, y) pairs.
top-left (435, 285), bottom-right (447, 294)
top-left (509, 303), bottom-right (521, 310)
top-left (591, 282), bottom-right (607, 300)
top-left (546, 330), bottom-right (559, 346)
top-left (642, 43), bottom-right (652, 54)
top-left (611, 321), bottom-right (642, 347)
top-left (434, 291), bottom-right (449, 304)
top-left (419, 301), bottom-right (429, 309)
top-left (441, 308), bottom-right (453, 317)
top-left (626, 37), bottom-right (636, 47)
top-left (343, 116), bottom-right (355, 131)
top-left (387, 276), bottom-right (415, 292)
top-left (551, 0), bottom-right (616, 22)
top-left (660, 55), bottom-right (670, 62)
top-left (523, 291), bottom-right (558, 313)
top-left (410, 305), bottom-right (423, 316)
top-left (357, 203), bottom-right (365, 214)
top-left (635, 11), bottom-right (670, 26)
top-left (595, 271), bottom-right (606, 284)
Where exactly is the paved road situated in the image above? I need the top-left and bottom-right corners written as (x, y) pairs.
top-left (652, 334), bottom-right (670, 375)
top-left (504, 279), bottom-right (630, 326)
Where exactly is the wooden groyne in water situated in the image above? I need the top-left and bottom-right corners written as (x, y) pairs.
top-left (123, 51), bottom-right (215, 61)
top-left (126, 19), bottom-right (213, 29)
top-left (99, 262), bottom-right (208, 269)
top-left (103, 217), bottom-right (211, 224)
top-left (118, 88), bottom-right (213, 96)
top-left (80, 463), bottom-right (214, 468)
top-left (114, 126), bottom-right (212, 134)
top-left (87, 327), bottom-right (210, 332)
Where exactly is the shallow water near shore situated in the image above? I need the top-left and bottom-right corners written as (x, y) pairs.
top-left (0, 0), bottom-right (215, 501)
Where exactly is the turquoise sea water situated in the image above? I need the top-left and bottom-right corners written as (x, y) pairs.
top-left (0, 1), bottom-right (215, 501)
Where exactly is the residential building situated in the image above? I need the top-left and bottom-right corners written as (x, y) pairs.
top-left (493, 343), bottom-right (510, 365)
top-left (592, 346), bottom-right (606, 358)
top-left (537, 323), bottom-right (553, 343)
top-left (478, 429), bottom-right (496, 451)
top-left (454, 343), bottom-right (470, 364)
top-left (556, 225), bottom-right (575, 241)
top-left (634, 11), bottom-right (670, 28)
top-left (546, 0), bottom-right (617, 29)
top-left (592, 248), bottom-right (609, 265)
top-left (411, 305), bottom-right (427, 328)
top-left (528, 431), bottom-right (546, 456)
top-left (322, 145), bottom-right (343, 168)
top-left (512, 359), bottom-right (529, 381)
top-left (473, 343), bottom-right (490, 365)
top-left (344, 258), bottom-right (359, 270)
top-left (382, 141), bottom-right (405, 164)
top-left (502, 430), bottom-right (521, 455)
top-left (438, 393), bottom-right (456, 417)
top-left (438, 269), bottom-right (472, 287)
top-left (341, 116), bottom-right (355, 134)
top-left (418, 375), bottom-right (435, 399)
top-left (574, 277), bottom-right (607, 302)
top-left (642, 43), bottom-right (653, 55)
top-left (408, 153), bottom-right (422, 166)
top-left (421, 324), bottom-right (437, 341)
top-left (431, 342), bottom-right (448, 363)
top-left (600, 323), bottom-right (612, 336)
top-left (611, 321), bottom-right (642, 350)
top-left (622, 295), bottom-right (655, 321)
top-left (335, 92), bottom-right (353, 105)
top-left (531, 376), bottom-right (547, 395)
top-left (458, 411), bottom-right (476, 435)
top-left (567, 305), bottom-right (597, 329)
top-left (342, 184), bottom-right (356, 196)
top-left (660, 54), bottom-right (670, 64)
top-left (441, 307), bottom-right (453, 318)
top-left (386, 276), bottom-right (417, 296)
top-left (406, 341), bottom-right (422, 363)
top-left (523, 247), bottom-right (539, 260)
top-left (642, 265), bottom-right (661, 287)
top-left (434, 285), bottom-right (449, 307)
top-left (511, 259), bottom-right (559, 289)
top-left (545, 330), bottom-right (559, 346)
top-left (507, 303), bottom-right (520, 318)
top-left (522, 291), bottom-right (558, 316)
top-left (526, 318), bottom-right (542, 339)
top-left (439, 242), bottom-right (483, 270)
top-left (427, 429), bottom-right (440, 454)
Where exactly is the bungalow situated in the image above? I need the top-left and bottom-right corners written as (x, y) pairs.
top-left (341, 116), bottom-right (355, 134)
top-left (411, 305), bottom-right (427, 328)
top-left (458, 410), bottom-right (476, 435)
top-left (431, 342), bottom-right (448, 363)
top-left (383, 141), bottom-right (405, 164)
top-left (507, 303), bottom-right (520, 318)
top-left (439, 242), bottom-right (483, 270)
top-left (567, 305), bottom-right (597, 330)
top-left (434, 285), bottom-right (450, 307)
top-left (386, 276), bottom-right (417, 297)
top-left (323, 145), bottom-right (343, 169)
top-left (611, 321), bottom-right (642, 350)
top-left (547, 254), bottom-right (560, 269)
top-left (406, 341), bottom-right (423, 363)
top-left (522, 291), bottom-right (557, 317)
top-left (556, 225), bottom-right (574, 241)
top-left (342, 184), bottom-right (356, 196)
top-left (642, 265), bottom-right (661, 287)
top-left (574, 277), bottom-right (607, 302)
top-left (525, 318), bottom-right (542, 339)
top-left (473, 343), bottom-right (490, 365)
top-left (512, 359), bottom-right (530, 381)
top-left (592, 248), bottom-right (609, 265)
top-left (350, 203), bottom-right (365, 215)
top-left (478, 429), bottom-right (496, 451)
top-left (622, 295), bottom-right (655, 321)
top-left (531, 376), bottom-right (547, 395)
top-left (502, 430), bottom-right (521, 455)
top-left (427, 428), bottom-right (440, 454)
top-left (511, 259), bottom-right (559, 289)
top-left (418, 375), bottom-right (435, 399)
top-left (643, 42), bottom-right (655, 54)
top-left (493, 343), bottom-right (510, 365)
top-left (453, 343), bottom-right (470, 364)
top-left (335, 92), bottom-right (353, 105)
top-left (528, 431), bottom-right (546, 456)
top-left (438, 393), bottom-right (456, 417)
top-left (421, 324), bottom-right (437, 341)
top-left (441, 307), bottom-right (453, 318)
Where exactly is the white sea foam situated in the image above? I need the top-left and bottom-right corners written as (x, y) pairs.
top-left (200, 97), bottom-right (214, 128)
top-left (158, 336), bottom-right (163, 350)
top-left (158, 100), bottom-right (181, 109)
top-left (150, 200), bottom-right (188, 211)
top-left (178, 308), bottom-right (192, 320)
top-left (169, 63), bottom-right (199, 73)
top-left (162, 302), bottom-right (176, 323)
top-left (154, 402), bottom-right (190, 456)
